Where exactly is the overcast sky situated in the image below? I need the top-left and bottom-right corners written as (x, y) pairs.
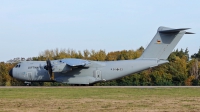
top-left (0, 0), bottom-right (199, 62)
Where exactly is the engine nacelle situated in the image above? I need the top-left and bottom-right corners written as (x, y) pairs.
top-left (52, 63), bottom-right (72, 73)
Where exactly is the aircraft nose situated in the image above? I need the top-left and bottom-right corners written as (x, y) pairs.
top-left (9, 69), bottom-right (13, 77)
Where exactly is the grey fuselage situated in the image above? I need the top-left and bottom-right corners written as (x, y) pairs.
top-left (11, 58), bottom-right (168, 84)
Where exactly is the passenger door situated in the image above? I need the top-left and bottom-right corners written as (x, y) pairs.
top-left (93, 70), bottom-right (102, 80)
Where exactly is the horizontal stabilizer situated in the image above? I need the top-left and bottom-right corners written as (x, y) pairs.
top-left (185, 32), bottom-right (195, 34)
top-left (159, 28), bottom-right (191, 34)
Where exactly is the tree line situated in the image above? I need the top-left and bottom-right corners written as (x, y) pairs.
top-left (1, 47), bottom-right (200, 86)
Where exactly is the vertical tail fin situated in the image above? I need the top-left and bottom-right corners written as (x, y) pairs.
top-left (140, 26), bottom-right (194, 60)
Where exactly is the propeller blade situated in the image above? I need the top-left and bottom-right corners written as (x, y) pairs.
top-left (46, 59), bottom-right (53, 80)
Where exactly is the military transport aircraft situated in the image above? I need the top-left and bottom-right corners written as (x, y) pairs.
top-left (9, 26), bottom-right (194, 85)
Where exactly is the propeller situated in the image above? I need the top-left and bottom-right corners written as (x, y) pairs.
top-left (46, 59), bottom-right (53, 80)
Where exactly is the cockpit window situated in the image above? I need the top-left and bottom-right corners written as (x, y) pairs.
top-left (15, 64), bottom-right (21, 68)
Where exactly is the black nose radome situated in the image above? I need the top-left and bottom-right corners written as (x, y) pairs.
top-left (9, 69), bottom-right (13, 77)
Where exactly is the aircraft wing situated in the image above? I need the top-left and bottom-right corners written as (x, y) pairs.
top-left (60, 58), bottom-right (91, 67)
top-left (50, 58), bottom-right (91, 73)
